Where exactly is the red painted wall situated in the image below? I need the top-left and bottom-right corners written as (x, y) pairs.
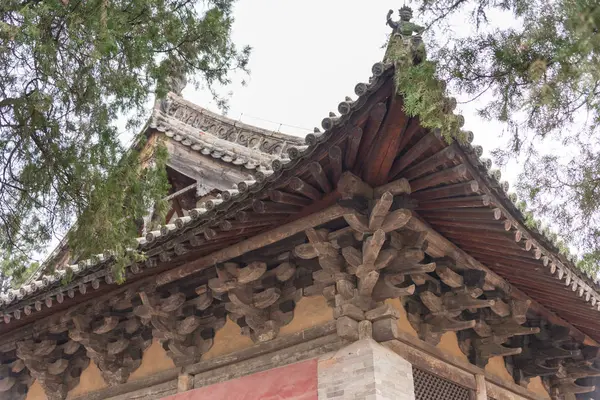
top-left (164, 359), bottom-right (318, 400)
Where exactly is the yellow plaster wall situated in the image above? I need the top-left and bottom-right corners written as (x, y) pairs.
top-left (436, 332), bottom-right (470, 364)
top-left (384, 296), bottom-right (550, 399)
top-left (127, 339), bottom-right (176, 381)
top-left (24, 380), bottom-right (46, 400)
top-left (23, 295), bottom-right (550, 400)
top-left (485, 356), bottom-right (515, 384)
top-left (527, 376), bottom-right (551, 399)
top-left (25, 342), bottom-right (174, 400)
top-left (385, 297), bottom-right (470, 365)
top-left (279, 295), bottom-right (333, 335)
top-left (202, 317), bottom-right (255, 360)
top-left (25, 362), bottom-right (109, 400)
top-left (384, 297), bottom-right (419, 337)
top-left (66, 361), bottom-right (107, 399)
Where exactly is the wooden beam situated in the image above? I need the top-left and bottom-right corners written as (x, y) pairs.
top-left (450, 145), bottom-right (600, 345)
top-left (402, 145), bottom-right (458, 181)
top-left (353, 103), bottom-right (387, 174)
top-left (289, 177), bottom-right (322, 201)
top-left (412, 181), bottom-right (480, 201)
top-left (344, 126), bottom-right (363, 170)
top-left (384, 336), bottom-right (477, 390)
top-left (192, 334), bottom-right (343, 389)
top-left (184, 322), bottom-right (335, 375)
top-left (70, 367), bottom-right (180, 400)
top-left (268, 190), bottom-right (311, 207)
top-left (328, 145), bottom-right (343, 185)
top-left (362, 95), bottom-right (410, 186)
top-left (410, 164), bottom-right (469, 192)
top-left (308, 162), bottom-right (333, 193)
top-left (70, 323), bottom-right (337, 400)
top-left (390, 129), bottom-right (441, 179)
top-left (156, 204), bottom-right (351, 285)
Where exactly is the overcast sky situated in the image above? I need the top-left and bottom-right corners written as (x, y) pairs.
top-left (182, 0), bottom-right (529, 188)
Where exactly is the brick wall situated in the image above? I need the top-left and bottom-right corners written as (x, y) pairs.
top-left (318, 339), bottom-right (415, 400)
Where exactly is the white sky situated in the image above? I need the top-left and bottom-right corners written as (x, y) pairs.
top-left (183, 0), bottom-right (525, 187)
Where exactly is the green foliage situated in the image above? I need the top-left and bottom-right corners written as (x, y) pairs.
top-left (578, 251), bottom-right (600, 276)
top-left (0, 0), bottom-right (249, 284)
top-left (413, 0), bottom-right (600, 275)
top-left (0, 253), bottom-right (38, 288)
top-left (388, 37), bottom-right (469, 143)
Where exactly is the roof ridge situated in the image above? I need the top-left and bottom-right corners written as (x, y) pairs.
top-left (157, 93), bottom-right (304, 157)
top-left (151, 111), bottom-right (278, 171)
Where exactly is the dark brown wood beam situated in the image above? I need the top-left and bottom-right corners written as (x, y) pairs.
top-left (402, 145), bottom-right (458, 181)
top-left (155, 203), bottom-right (351, 286)
top-left (344, 127), bottom-right (363, 170)
top-left (390, 128), bottom-right (440, 179)
top-left (412, 181), bottom-right (480, 201)
top-left (353, 103), bottom-right (387, 175)
top-left (362, 96), bottom-right (410, 186)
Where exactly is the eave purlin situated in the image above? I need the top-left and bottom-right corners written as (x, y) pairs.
top-left (0, 203), bottom-right (352, 351)
top-left (8, 92), bottom-right (304, 298)
top-left (155, 203), bottom-right (354, 285)
top-left (0, 274), bottom-right (154, 353)
top-left (452, 143), bottom-right (600, 318)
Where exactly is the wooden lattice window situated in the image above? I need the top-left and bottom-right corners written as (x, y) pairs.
top-left (413, 367), bottom-right (472, 400)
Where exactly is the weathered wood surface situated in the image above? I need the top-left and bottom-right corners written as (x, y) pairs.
top-left (105, 381), bottom-right (177, 400)
top-left (407, 214), bottom-right (598, 347)
top-left (3, 136), bottom-right (599, 400)
top-left (165, 140), bottom-right (254, 193)
top-left (184, 321), bottom-right (335, 375)
top-left (192, 334), bottom-right (345, 389)
top-left (471, 374), bottom-right (487, 400)
top-left (384, 337), bottom-right (477, 390)
top-left (383, 335), bottom-right (548, 400)
top-left (353, 102), bottom-right (387, 174)
top-left (362, 96), bottom-right (410, 186)
top-left (70, 368), bottom-right (180, 400)
top-left (177, 373), bottom-right (193, 393)
top-left (67, 323), bottom-right (336, 400)
top-left (156, 204), bottom-right (352, 285)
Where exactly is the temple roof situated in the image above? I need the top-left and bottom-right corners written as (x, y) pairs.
top-left (18, 93), bottom-right (304, 289)
top-left (2, 59), bottom-right (600, 346)
top-left (153, 93), bottom-right (305, 164)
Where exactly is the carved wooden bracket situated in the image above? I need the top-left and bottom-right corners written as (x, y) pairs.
top-left (65, 297), bottom-right (152, 386)
top-left (209, 258), bottom-right (300, 344)
top-left (0, 351), bottom-right (33, 400)
top-left (132, 287), bottom-right (219, 366)
top-left (295, 174), bottom-right (422, 341)
top-left (15, 333), bottom-right (89, 400)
